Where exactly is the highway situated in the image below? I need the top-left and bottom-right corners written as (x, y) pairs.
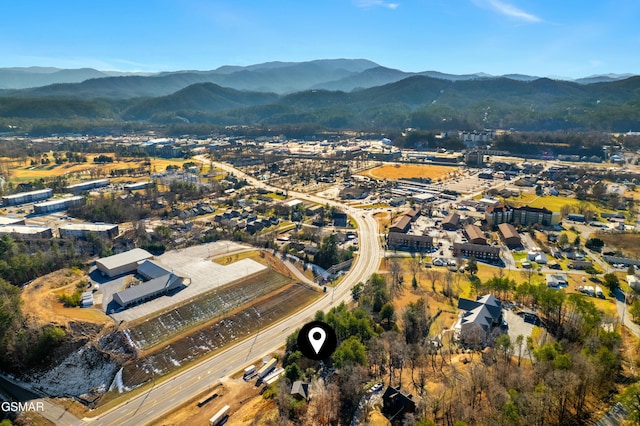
top-left (52, 160), bottom-right (383, 426)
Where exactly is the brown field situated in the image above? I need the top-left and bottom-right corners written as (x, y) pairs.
top-left (360, 164), bottom-right (457, 181)
top-left (21, 269), bottom-right (110, 327)
top-left (598, 232), bottom-right (640, 259)
top-left (8, 156), bottom-right (199, 183)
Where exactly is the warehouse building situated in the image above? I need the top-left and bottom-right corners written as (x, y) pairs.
top-left (65, 179), bottom-right (110, 193)
top-left (124, 181), bottom-right (152, 191)
top-left (0, 225), bottom-right (53, 239)
top-left (2, 188), bottom-right (53, 206)
top-left (0, 216), bottom-right (26, 226)
top-left (33, 196), bottom-right (85, 214)
top-left (112, 272), bottom-right (184, 308)
top-left (96, 248), bottom-right (153, 277)
top-left (136, 259), bottom-right (171, 280)
top-left (59, 223), bottom-right (119, 239)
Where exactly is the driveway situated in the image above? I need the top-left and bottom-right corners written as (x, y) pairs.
top-left (615, 288), bottom-right (640, 339)
top-left (503, 309), bottom-right (535, 358)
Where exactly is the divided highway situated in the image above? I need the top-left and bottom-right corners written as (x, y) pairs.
top-left (65, 161), bottom-right (384, 425)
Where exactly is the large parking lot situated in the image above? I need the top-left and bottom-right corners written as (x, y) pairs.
top-left (96, 241), bottom-right (267, 322)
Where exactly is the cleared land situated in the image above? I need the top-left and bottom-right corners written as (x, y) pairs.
top-left (598, 232), bottom-right (640, 259)
top-left (360, 163), bottom-right (457, 181)
top-left (21, 268), bottom-right (110, 327)
top-left (152, 379), bottom-right (274, 426)
top-left (506, 194), bottom-right (615, 216)
top-left (120, 282), bottom-right (318, 389)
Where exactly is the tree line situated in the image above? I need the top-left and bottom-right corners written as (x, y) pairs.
top-left (268, 267), bottom-right (629, 425)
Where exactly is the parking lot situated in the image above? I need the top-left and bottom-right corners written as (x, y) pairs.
top-left (96, 241), bottom-right (267, 322)
top-left (503, 308), bottom-right (537, 357)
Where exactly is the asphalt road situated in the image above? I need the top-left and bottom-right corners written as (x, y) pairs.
top-left (53, 160), bottom-right (383, 426)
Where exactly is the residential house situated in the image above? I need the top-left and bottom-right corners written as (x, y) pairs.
top-left (381, 386), bottom-right (416, 424)
top-left (457, 294), bottom-right (503, 347)
top-left (546, 274), bottom-right (568, 288)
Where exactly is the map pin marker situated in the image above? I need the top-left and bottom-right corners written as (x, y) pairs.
top-left (297, 321), bottom-right (337, 360)
top-left (308, 327), bottom-right (326, 355)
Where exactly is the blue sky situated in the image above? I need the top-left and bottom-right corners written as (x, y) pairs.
top-left (1, 0), bottom-right (639, 78)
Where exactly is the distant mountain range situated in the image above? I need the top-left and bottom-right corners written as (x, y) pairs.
top-left (0, 59), bottom-right (639, 133)
top-left (1, 59), bottom-right (636, 96)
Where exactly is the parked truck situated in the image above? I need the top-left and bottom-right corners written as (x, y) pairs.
top-left (263, 368), bottom-right (285, 385)
top-left (256, 358), bottom-right (277, 379)
top-left (243, 365), bottom-right (256, 376)
top-left (209, 405), bottom-right (230, 426)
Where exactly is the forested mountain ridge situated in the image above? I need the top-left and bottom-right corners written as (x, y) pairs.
top-left (3, 58), bottom-right (635, 98)
top-left (1, 72), bottom-right (639, 133)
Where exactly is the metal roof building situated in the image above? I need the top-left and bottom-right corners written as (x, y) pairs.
top-left (59, 223), bottom-right (119, 239)
top-left (65, 179), bottom-right (110, 193)
top-left (0, 225), bottom-right (53, 239)
top-left (463, 224), bottom-right (487, 245)
top-left (442, 212), bottom-right (460, 230)
top-left (2, 188), bottom-right (53, 206)
top-left (0, 216), bottom-right (26, 226)
top-left (137, 259), bottom-right (171, 280)
top-left (33, 196), bottom-right (85, 214)
top-left (96, 248), bottom-right (153, 277)
top-left (124, 181), bottom-right (152, 191)
top-left (113, 273), bottom-right (183, 308)
top-left (498, 223), bottom-right (521, 248)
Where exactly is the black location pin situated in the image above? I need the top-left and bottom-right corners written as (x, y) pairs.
top-left (297, 320), bottom-right (337, 360)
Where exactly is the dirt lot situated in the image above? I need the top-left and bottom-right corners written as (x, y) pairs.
top-left (21, 268), bottom-right (110, 327)
top-left (152, 378), bottom-right (276, 426)
top-left (360, 164), bottom-right (458, 181)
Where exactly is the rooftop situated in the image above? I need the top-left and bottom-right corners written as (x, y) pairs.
top-left (113, 273), bottom-right (183, 306)
top-left (498, 223), bottom-right (519, 239)
top-left (34, 196), bottom-right (84, 207)
top-left (59, 223), bottom-right (118, 231)
top-left (464, 224), bottom-right (485, 241)
top-left (0, 225), bottom-right (51, 234)
top-left (97, 248), bottom-right (152, 271)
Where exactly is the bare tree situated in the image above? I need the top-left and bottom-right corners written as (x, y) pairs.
top-left (425, 268), bottom-right (440, 293)
top-left (521, 266), bottom-right (536, 287)
top-left (443, 270), bottom-right (455, 300)
top-left (306, 380), bottom-right (340, 426)
top-left (408, 255), bottom-right (421, 291)
top-left (388, 258), bottom-right (403, 296)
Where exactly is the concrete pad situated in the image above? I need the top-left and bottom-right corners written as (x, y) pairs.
top-left (109, 242), bottom-right (267, 323)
